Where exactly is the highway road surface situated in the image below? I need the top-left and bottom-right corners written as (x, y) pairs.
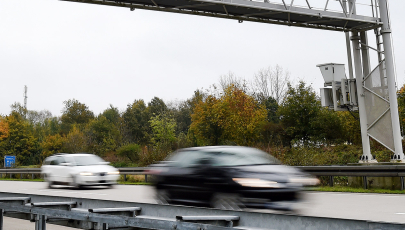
top-left (1, 181), bottom-right (405, 229)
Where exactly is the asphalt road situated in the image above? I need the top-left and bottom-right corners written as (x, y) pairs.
top-left (1, 181), bottom-right (405, 229)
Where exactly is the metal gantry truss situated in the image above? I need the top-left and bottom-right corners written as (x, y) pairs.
top-left (61, 0), bottom-right (381, 32)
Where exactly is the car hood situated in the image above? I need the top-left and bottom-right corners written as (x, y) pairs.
top-left (228, 164), bottom-right (310, 183)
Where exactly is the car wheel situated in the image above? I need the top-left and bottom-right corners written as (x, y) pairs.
top-left (44, 174), bottom-right (53, 189)
top-left (155, 189), bottom-right (170, 205)
top-left (70, 175), bottom-right (81, 189)
top-left (210, 193), bottom-right (244, 211)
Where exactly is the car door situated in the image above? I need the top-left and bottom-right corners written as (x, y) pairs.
top-left (58, 156), bottom-right (73, 183)
top-left (49, 156), bottom-right (65, 183)
top-left (161, 151), bottom-right (207, 203)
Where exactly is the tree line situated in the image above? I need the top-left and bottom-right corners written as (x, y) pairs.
top-left (1, 65), bottom-right (405, 167)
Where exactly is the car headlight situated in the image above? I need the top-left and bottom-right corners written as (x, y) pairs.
top-left (107, 171), bottom-right (120, 175)
top-left (289, 177), bottom-right (320, 186)
top-left (232, 178), bottom-right (285, 188)
top-left (79, 172), bottom-right (94, 176)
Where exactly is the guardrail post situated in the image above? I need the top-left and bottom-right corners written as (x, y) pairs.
top-left (35, 214), bottom-right (46, 230)
top-left (20, 173), bottom-right (23, 179)
top-left (102, 223), bottom-right (109, 230)
top-left (145, 174), bottom-right (148, 183)
top-left (401, 177), bottom-right (404, 190)
top-left (363, 176), bottom-right (368, 189)
top-left (0, 209), bottom-right (4, 230)
top-left (124, 174), bottom-right (127, 182)
top-left (329, 176), bottom-right (334, 187)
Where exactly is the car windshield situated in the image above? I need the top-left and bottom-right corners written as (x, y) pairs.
top-left (72, 155), bottom-right (104, 166)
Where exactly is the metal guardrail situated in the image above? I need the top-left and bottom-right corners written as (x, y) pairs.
top-left (2, 165), bottom-right (405, 188)
top-left (1, 192), bottom-right (405, 230)
top-left (296, 165), bottom-right (405, 189)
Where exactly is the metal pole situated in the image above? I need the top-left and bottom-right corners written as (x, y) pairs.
top-left (35, 215), bottom-right (46, 230)
top-left (0, 209), bottom-right (3, 230)
top-left (346, 33), bottom-right (354, 80)
top-left (360, 32), bottom-right (371, 78)
top-left (351, 32), bottom-right (372, 160)
top-left (378, 0), bottom-right (405, 160)
top-left (363, 176), bottom-right (368, 189)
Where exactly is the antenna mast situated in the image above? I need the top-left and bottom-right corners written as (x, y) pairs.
top-left (24, 85), bottom-right (27, 118)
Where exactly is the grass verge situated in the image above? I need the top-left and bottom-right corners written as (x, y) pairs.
top-left (312, 186), bottom-right (405, 194)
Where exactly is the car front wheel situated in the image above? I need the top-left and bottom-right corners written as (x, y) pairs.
top-left (70, 175), bottom-right (82, 189)
top-left (44, 174), bottom-right (53, 189)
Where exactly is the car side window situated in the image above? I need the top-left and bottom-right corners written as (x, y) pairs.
top-left (50, 156), bottom-right (66, 165)
top-left (169, 151), bottom-right (207, 168)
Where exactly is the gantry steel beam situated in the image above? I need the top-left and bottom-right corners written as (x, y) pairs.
top-left (60, 0), bottom-right (381, 32)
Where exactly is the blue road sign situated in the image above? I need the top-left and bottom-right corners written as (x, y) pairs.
top-left (4, 156), bottom-right (16, 168)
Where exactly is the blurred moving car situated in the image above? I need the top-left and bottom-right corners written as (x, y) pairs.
top-left (147, 146), bottom-right (319, 211)
top-left (41, 153), bottom-right (120, 188)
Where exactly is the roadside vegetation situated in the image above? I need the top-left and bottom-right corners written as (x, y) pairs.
top-left (312, 186), bottom-right (405, 194)
top-left (1, 65), bottom-right (405, 191)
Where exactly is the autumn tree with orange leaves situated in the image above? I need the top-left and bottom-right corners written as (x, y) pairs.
top-left (190, 85), bottom-right (267, 146)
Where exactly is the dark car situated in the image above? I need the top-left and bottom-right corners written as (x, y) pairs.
top-left (147, 146), bottom-right (319, 211)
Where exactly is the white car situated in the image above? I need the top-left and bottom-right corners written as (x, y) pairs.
top-left (41, 153), bottom-right (120, 188)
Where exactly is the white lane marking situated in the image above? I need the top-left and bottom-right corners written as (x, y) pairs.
top-left (396, 213), bottom-right (405, 215)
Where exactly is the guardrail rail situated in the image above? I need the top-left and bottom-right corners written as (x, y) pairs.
top-left (1, 192), bottom-right (405, 230)
top-left (2, 165), bottom-right (405, 189)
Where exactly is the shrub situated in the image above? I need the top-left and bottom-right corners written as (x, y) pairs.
top-left (117, 143), bottom-right (141, 163)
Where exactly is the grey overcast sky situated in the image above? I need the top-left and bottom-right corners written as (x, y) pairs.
top-left (1, 0), bottom-right (404, 117)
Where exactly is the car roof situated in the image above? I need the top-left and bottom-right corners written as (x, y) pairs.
top-left (179, 146), bottom-right (258, 153)
top-left (47, 153), bottom-right (95, 158)
top-left (180, 145), bottom-right (254, 151)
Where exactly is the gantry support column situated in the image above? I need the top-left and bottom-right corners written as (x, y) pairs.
top-left (378, 0), bottom-right (404, 160)
top-left (351, 32), bottom-right (372, 161)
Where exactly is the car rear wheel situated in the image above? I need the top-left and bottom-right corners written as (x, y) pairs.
top-left (155, 189), bottom-right (170, 205)
top-left (210, 193), bottom-right (244, 211)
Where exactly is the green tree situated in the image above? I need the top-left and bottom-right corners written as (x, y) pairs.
top-left (278, 81), bottom-right (321, 146)
top-left (102, 105), bottom-right (121, 124)
top-left (41, 134), bottom-right (65, 158)
top-left (61, 99), bottom-right (94, 134)
top-left (3, 112), bottom-right (39, 165)
top-left (147, 97), bottom-right (167, 117)
top-left (122, 100), bottom-right (150, 145)
top-left (398, 84), bottom-right (405, 134)
top-left (64, 125), bottom-right (88, 153)
top-left (87, 115), bottom-right (120, 155)
top-left (149, 114), bottom-right (177, 149)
